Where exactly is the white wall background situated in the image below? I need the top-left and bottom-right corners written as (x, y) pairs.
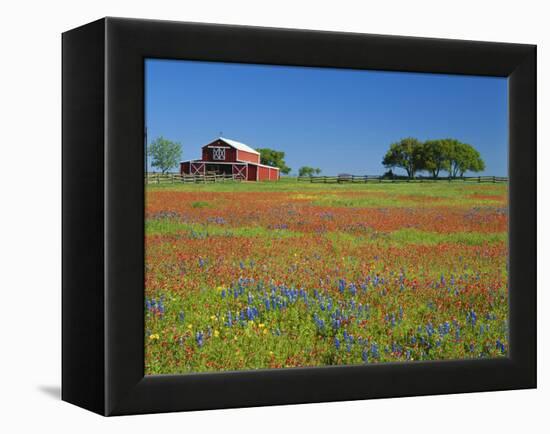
top-left (0, 0), bottom-right (546, 431)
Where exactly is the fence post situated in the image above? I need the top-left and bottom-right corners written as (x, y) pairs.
top-left (478, 176), bottom-right (481, 183)
top-left (493, 176), bottom-right (496, 183)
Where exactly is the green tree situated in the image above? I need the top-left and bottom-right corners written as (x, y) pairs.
top-left (299, 166), bottom-right (322, 177)
top-left (446, 139), bottom-right (485, 177)
top-left (422, 139), bottom-right (451, 178)
top-left (382, 137), bottom-right (424, 179)
top-left (256, 148), bottom-right (291, 174)
top-left (148, 136), bottom-right (182, 174)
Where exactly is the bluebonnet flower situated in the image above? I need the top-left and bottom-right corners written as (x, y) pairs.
top-left (178, 311), bottom-right (185, 322)
top-left (313, 313), bottom-right (325, 331)
top-left (439, 321), bottom-right (451, 336)
top-left (334, 337), bottom-right (341, 350)
top-left (371, 343), bottom-right (379, 359)
top-left (196, 331), bottom-right (204, 348)
top-left (362, 349), bottom-right (369, 363)
top-left (225, 311), bottom-right (233, 327)
top-left (467, 309), bottom-right (478, 327)
top-left (426, 323), bottom-right (435, 337)
top-left (338, 279), bottom-right (346, 293)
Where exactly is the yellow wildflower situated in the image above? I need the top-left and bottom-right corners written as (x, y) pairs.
top-left (148, 333), bottom-right (160, 341)
top-left (214, 330), bottom-right (220, 338)
top-left (187, 324), bottom-right (193, 329)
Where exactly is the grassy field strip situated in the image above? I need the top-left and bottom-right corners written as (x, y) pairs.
top-left (146, 219), bottom-right (506, 246)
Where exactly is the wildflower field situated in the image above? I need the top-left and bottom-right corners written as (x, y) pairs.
top-left (145, 179), bottom-right (508, 375)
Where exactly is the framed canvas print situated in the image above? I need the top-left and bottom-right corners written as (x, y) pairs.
top-left (62, 17), bottom-right (536, 416)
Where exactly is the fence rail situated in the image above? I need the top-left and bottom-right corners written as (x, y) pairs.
top-left (145, 173), bottom-right (241, 184)
top-left (297, 175), bottom-right (508, 184)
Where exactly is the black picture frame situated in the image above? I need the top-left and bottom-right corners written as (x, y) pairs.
top-left (62, 17), bottom-right (536, 416)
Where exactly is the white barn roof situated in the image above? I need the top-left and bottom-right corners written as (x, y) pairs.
top-left (218, 137), bottom-right (260, 155)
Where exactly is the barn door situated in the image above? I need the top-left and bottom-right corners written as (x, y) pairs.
top-left (232, 164), bottom-right (247, 180)
top-left (190, 162), bottom-right (205, 175)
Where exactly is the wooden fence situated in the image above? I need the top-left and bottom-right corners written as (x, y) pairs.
top-left (145, 173), bottom-right (241, 184)
top-left (297, 175), bottom-right (508, 184)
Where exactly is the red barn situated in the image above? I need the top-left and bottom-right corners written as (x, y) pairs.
top-left (180, 137), bottom-right (280, 181)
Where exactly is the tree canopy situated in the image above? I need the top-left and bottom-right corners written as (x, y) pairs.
top-left (148, 136), bottom-right (182, 174)
top-left (298, 166), bottom-right (322, 177)
top-left (382, 137), bottom-right (485, 178)
top-left (422, 139), bottom-right (451, 178)
top-left (445, 139), bottom-right (485, 178)
top-left (256, 148), bottom-right (291, 174)
top-left (382, 137), bottom-right (425, 178)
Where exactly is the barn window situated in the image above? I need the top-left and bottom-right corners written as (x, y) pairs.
top-left (212, 147), bottom-right (225, 160)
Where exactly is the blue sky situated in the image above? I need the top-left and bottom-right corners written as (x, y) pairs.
top-left (145, 59), bottom-right (508, 176)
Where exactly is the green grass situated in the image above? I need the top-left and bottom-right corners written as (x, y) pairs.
top-left (147, 218), bottom-right (505, 246)
top-left (146, 219), bottom-right (303, 239)
top-left (146, 177), bottom-right (507, 205)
